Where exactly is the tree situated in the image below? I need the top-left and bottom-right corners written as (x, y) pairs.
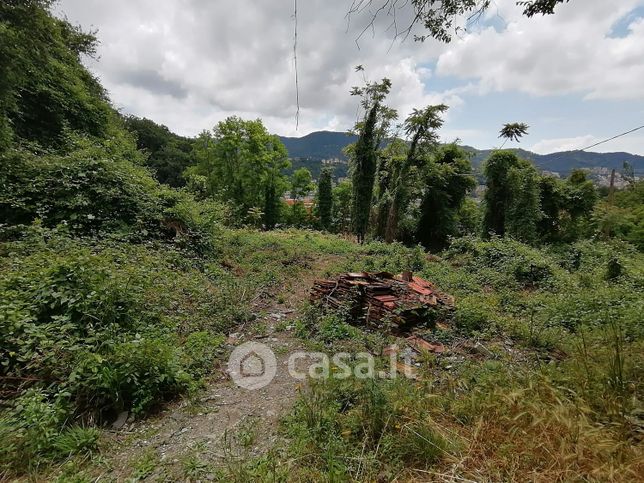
top-left (290, 167), bottom-right (314, 200)
top-left (317, 168), bottom-right (333, 230)
top-left (416, 144), bottom-right (476, 250)
top-left (505, 164), bottom-right (541, 244)
top-left (384, 105), bottom-right (448, 242)
top-left (482, 151), bottom-right (528, 237)
top-left (348, 1), bottom-right (571, 43)
top-left (537, 175), bottom-right (566, 242)
top-left (333, 179), bottom-right (353, 233)
top-left (561, 169), bottom-right (597, 240)
top-left (349, 78), bottom-right (394, 243)
top-left (0, 0), bottom-right (114, 149)
top-left (193, 117), bottom-right (290, 226)
top-left (499, 122), bottom-right (529, 148)
top-left (123, 116), bottom-right (195, 187)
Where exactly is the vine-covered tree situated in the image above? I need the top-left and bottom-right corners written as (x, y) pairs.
top-left (505, 163), bottom-right (541, 244)
top-left (384, 104), bottom-right (448, 242)
top-left (349, 78), bottom-right (394, 243)
top-left (416, 144), bottom-right (476, 251)
top-left (482, 151), bottom-right (528, 237)
top-left (317, 168), bottom-right (333, 230)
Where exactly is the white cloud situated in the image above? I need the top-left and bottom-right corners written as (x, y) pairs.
top-left (530, 134), bottom-right (644, 154)
top-left (436, 0), bottom-right (644, 100)
top-left (54, 0), bottom-right (644, 155)
top-left (56, 0), bottom-right (457, 137)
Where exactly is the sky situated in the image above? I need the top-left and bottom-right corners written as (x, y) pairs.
top-left (55, 0), bottom-right (644, 154)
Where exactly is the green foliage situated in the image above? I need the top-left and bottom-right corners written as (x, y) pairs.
top-left (593, 180), bottom-right (644, 250)
top-left (0, 228), bottom-right (251, 473)
top-left (0, 0), bottom-right (113, 149)
top-left (123, 116), bottom-right (195, 187)
top-left (0, 136), bottom-right (222, 252)
top-left (316, 168), bottom-right (333, 230)
top-left (416, 144), bottom-right (476, 251)
top-left (351, 101), bottom-right (380, 243)
top-left (505, 163), bottom-right (541, 244)
top-left (290, 167), bottom-right (314, 200)
top-left (332, 179), bottom-right (353, 233)
top-left (193, 117), bottom-right (290, 226)
top-left (482, 150), bottom-right (530, 237)
top-left (352, 1), bottom-right (568, 43)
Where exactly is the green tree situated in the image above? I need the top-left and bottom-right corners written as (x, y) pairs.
top-left (123, 116), bottom-right (195, 187)
top-left (561, 169), bottom-right (597, 240)
top-left (537, 175), bottom-right (566, 242)
top-left (349, 78), bottom-right (393, 243)
top-left (0, 0), bottom-right (113, 149)
top-left (317, 168), bottom-right (333, 230)
top-left (482, 151), bottom-right (527, 237)
top-left (290, 167), bottom-right (314, 200)
top-left (416, 144), bottom-right (476, 250)
top-left (505, 164), bottom-right (541, 244)
top-left (333, 179), bottom-right (353, 233)
top-left (383, 104), bottom-right (448, 242)
top-left (193, 117), bottom-right (290, 225)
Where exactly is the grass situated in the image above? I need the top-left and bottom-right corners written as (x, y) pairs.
top-left (2, 225), bottom-right (642, 481)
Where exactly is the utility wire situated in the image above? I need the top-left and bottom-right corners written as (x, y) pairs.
top-left (578, 124), bottom-right (644, 151)
top-left (293, 0), bottom-right (300, 130)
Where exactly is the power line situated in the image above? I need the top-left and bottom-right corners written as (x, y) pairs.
top-left (579, 124), bottom-right (644, 151)
top-left (293, 0), bottom-right (300, 130)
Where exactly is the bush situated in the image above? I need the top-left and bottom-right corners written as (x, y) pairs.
top-left (0, 229), bottom-right (243, 473)
top-left (0, 139), bottom-right (225, 252)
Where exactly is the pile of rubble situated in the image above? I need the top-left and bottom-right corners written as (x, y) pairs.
top-left (310, 271), bottom-right (454, 332)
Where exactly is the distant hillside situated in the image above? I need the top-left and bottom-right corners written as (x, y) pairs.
top-left (280, 131), bottom-right (357, 160)
top-left (279, 131), bottom-right (644, 178)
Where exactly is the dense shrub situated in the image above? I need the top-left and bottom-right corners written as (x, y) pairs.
top-left (0, 229), bottom-right (240, 471)
top-left (0, 138), bottom-right (225, 254)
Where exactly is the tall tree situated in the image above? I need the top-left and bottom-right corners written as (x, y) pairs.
top-left (333, 179), bottom-right (353, 233)
top-left (193, 117), bottom-right (290, 225)
top-left (537, 175), bottom-right (566, 242)
top-left (384, 104), bottom-right (448, 242)
top-left (349, 78), bottom-right (393, 243)
top-left (505, 164), bottom-right (541, 244)
top-left (317, 168), bottom-right (333, 230)
top-left (416, 144), bottom-right (476, 251)
top-left (482, 151), bottom-right (528, 237)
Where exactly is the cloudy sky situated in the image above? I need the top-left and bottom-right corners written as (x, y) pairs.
top-left (55, 0), bottom-right (644, 154)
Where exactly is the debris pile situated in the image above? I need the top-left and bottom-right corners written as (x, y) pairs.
top-left (310, 271), bottom-right (454, 332)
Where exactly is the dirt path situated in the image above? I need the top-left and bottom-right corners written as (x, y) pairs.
top-left (95, 309), bottom-right (304, 481)
top-left (88, 262), bottom-right (333, 482)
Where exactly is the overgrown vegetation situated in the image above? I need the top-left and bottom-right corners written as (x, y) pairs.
top-left (0, 1), bottom-right (641, 481)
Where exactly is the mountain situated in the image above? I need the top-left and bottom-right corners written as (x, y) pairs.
top-left (279, 131), bottom-right (644, 178)
top-left (280, 131), bottom-right (357, 160)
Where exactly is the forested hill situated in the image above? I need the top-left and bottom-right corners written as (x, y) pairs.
top-left (279, 131), bottom-right (644, 175)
